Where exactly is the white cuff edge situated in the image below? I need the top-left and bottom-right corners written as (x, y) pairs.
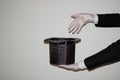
top-left (94, 14), bottom-right (98, 24)
top-left (78, 61), bottom-right (87, 70)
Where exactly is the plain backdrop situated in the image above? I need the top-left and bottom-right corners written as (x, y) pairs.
top-left (0, 0), bottom-right (120, 80)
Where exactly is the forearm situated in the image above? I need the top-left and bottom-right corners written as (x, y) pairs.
top-left (84, 39), bottom-right (120, 70)
top-left (95, 13), bottom-right (120, 27)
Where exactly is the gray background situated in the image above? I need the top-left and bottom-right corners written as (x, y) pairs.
top-left (0, 0), bottom-right (120, 80)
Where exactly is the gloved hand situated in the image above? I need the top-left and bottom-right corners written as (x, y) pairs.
top-left (68, 13), bottom-right (98, 34)
top-left (58, 61), bottom-right (87, 71)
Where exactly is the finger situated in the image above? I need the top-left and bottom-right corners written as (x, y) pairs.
top-left (69, 25), bottom-right (77, 33)
top-left (59, 65), bottom-right (71, 69)
top-left (68, 21), bottom-right (74, 30)
top-left (71, 25), bottom-right (79, 34)
top-left (76, 26), bottom-right (82, 34)
top-left (59, 65), bottom-right (80, 71)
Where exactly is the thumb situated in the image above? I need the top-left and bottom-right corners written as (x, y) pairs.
top-left (71, 13), bottom-right (81, 18)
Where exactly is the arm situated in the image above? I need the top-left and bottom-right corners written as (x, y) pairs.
top-left (59, 39), bottom-right (120, 71)
top-left (68, 13), bottom-right (120, 34)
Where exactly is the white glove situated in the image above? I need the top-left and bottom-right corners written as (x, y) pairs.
top-left (58, 61), bottom-right (87, 71)
top-left (68, 13), bottom-right (98, 34)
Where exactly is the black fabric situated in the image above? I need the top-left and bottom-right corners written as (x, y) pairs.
top-left (84, 13), bottom-right (120, 70)
top-left (95, 13), bottom-right (120, 27)
top-left (84, 39), bottom-right (120, 70)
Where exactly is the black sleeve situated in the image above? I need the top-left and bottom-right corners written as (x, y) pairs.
top-left (95, 13), bottom-right (120, 27)
top-left (84, 39), bottom-right (120, 70)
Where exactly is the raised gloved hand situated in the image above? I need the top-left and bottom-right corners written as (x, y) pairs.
top-left (58, 61), bottom-right (87, 71)
top-left (68, 13), bottom-right (98, 34)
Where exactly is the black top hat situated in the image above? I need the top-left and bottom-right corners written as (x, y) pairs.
top-left (44, 37), bottom-right (81, 65)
